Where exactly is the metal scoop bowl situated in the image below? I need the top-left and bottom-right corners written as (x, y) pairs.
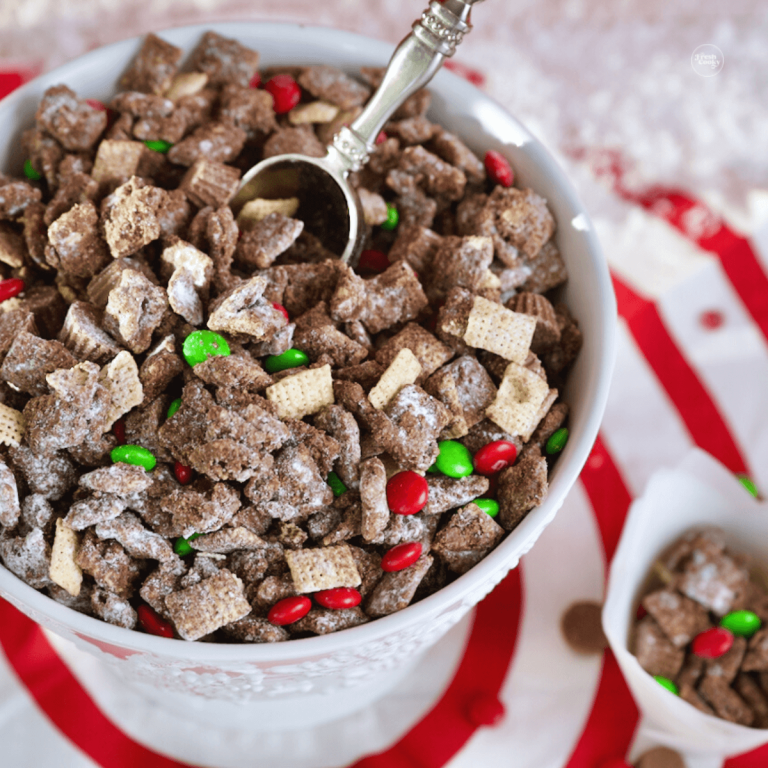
top-left (230, 0), bottom-right (484, 267)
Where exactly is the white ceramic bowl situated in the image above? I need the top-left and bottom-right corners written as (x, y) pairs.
top-left (0, 22), bottom-right (616, 727)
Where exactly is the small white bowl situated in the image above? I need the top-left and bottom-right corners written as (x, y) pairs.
top-left (603, 449), bottom-right (768, 760)
top-left (0, 22), bottom-right (616, 729)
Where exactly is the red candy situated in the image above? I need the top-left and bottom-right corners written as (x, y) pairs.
top-left (0, 278), bottom-right (25, 303)
top-left (272, 302), bottom-right (290, 322)
top-left (357, 249), bottom-right (390, 273)
top-left (473, 440), bottom-right (517, 475)
top-left (268, 595), bottom-right (312, 626)
top-left (466, 694), bottom-right (505, 727)
top-left (85, 98), bottom-right (108, 112)
top-left (264, 74), bottom-right (301, 114)
top-left (375, 131), bottom-right (388, 145)
top-left (692, 627), bottom-right (734, 659)
top-left (381, 541), bottom-right (423, 572)
top-left (484, 150), bottom-right (514, 188)
top-left (315, 587), bottom-right (362, 610)
top-left (137, 604), bottom-right (174, 638)
top-left (174, 461), bottom-right (193, 485)
top-left (112, 418), bottom-right (125, 445)
top-left (249, 71), bottom-right (262, 89)
top-left (387, 471), bottom-right (429, 515)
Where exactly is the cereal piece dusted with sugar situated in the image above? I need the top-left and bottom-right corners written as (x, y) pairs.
top-left (497, 450), bottom-right (548, 531)
top-left (507, 292), bottom-right (561, 353)
top-left (104, 269), bottom-right (168, 354)
top-left (167, 269), bottom-right (203, 325)
top-left (91, 587), bottom-right (137, 629)
top-left (102, 178), bottom-right (163, 258)
top-left (222, 616), bottom-right (289, 643)
top-left (0, 459), bottom-right (21, 528)
top-left (388, 225), bottom-right (443, 275)
top-left (180, 159), bottom-right (241, 208)
top-left (35, 85), bottom-right (107, 152)
top-left (375, 323), bottom-right (454, 384)
top-left (91, 140), bottom-right (145, 190)
top-left (46, 202), bottom-right (111, 278)
top-left (0, 402), bottom-right (26, 448)
top-left (87, 257), bottom-right (158, 308)
top-left (291, 607), bottom-right (368, 636)
top-left (263, 125), bottom-right (326, 160)
top-left (219, 84), bottom-right (277, 137)
top-left (120, 33), bottom-right (182, 95)
top-left (431, 128), bottom-right (485, 185)
top-left (422, 474), bottom-right (490, 515)
top-left (64, 494), bottom-right (127, 531)
top-left (521, 240), bottom-right (568, 295)
top-left (0, 310), bottom-right (37, 359)
top-left (634, 615), bottom-right (685, 678)
top-left (292, 304), bottom-right (368, 368)
top-left (432, 503), bottom-right (504, 574)
top-left (166, 569), bottom-right (251, 641)
top-left (0, 528), bottom-right (51, 589)
top-left (357, 187), bottom-right (389, 226)
top-left (641, 588), bottom-right (711, 648)
top-left (285, 543), bottom-right (361, 593)
top-left (8, 445), bottom-right (76, 500)
top-left (99, 350), bottom-right (144, 429)
top-left (366, 554), bottom-right (433, 617)
top-left (313, 404), bottom-right (362, 487)
top-left (162, 482), bottom-right (241, 537)
top-left (208, 275), bottom-right (287, 341)
top-left (75, 530), bottom-right (142, 599)
top-left (95, 511), bottom-right (179, 565)
top-left (190, 527), bottom-right (265, 554)
top-left (0, 332), bottom-right (77, 396)
top-left (463, 296), bottom-right (536, 364)
top-left (0, 222), bottom-right (29, 268)
top-left (398, 145), bottom-right (467, 201)
top-left (49, 519), bottom-right (82, 596)
top-left (677, 542), bottom-right (750, 616)
top-left (298, 66), bottom-right (371, 110)
top-left (161, 238), bottom-right (214, 290)
top-left (80, 463), bottom-right (153, 495)
top-left (369, 348), bottom-right (422, 410)
top-left (359, 457), bottom-right (390, 541)
top-left (139, 336), bottom-right (184, 402)
top-left (167, 121), bottom-right (246, 167)
top-left (360, 261), bottom-right (429, 335)
top-left (427, 236), bottom-right (494, 301)
top-left (236, 198), bottom-right (300, 230)
top-left (43, 173), bottom-right (99, 227)
top-left (235, 213), bottom-right (304, 269)
top-left (188, 31), bottom-right (260, 88)
top-left (485, 361), bottom-right (551, 439)
top-left (266, 364), bottom-right (334, 420)
top-left (58, 301), bottom-right (122, 364)
top-left (699, 676), bottom-right (754, 726)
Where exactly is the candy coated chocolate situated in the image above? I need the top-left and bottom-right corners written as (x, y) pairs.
top-left (315, 587), bottom-right (362, 610)
top-left (435, 440), bottom-right (474, 478)
top-left (268, 595), bottom-right (312, 626)
top-left (721, 609), bottom-right (762, 637)
top-left (473, 440), bottom-right (517, 475)
top-left (111, 444), bottom-right (156, 472)
top-left (381, 542), bottom-right (423, 572)
top-left (692, 626), bottom-right (734, 659)
top-left (264, 348), bottom-right (309, 373)
top-left (183, 330), bottom-right (231, 367)
top-left (386, 471), bottom-right (429, 515)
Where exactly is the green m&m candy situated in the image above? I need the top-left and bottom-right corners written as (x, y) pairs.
top-left (326, 471), bottom-right (347, 497)
top-left (174, 533), bottom-right (202, 557)
top-left (167, 398), bottom-right (182, 419)
top-left (380, 202), bottom-right (399, 231)
top-left (111, 444), bottom-right (156, 472)
top-left (264, 348), bottom-right (309, 374)
top-left (653, 675), bottom-right (679, 695)
top-left (435, 440), bottom-right (474, 478)
top-left (474, 499), bottom-right (500, 518)
top-left (720, 610), bottom-right (762, 637)
top-left (23, 159), bottom-right (42, 181)
top-left (183, 330), bottom-right (230, 367)
top-left (144, 139), bottom-right (173, 153)
top-left (545, 427), bottom-right (569, 455)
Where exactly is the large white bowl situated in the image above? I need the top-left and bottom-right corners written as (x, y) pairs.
top-left (0, 22), bottom-right (616, 728)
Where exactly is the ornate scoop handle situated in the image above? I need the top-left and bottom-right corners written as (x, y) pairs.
top-left (327, 0), bottom-right (484, 175)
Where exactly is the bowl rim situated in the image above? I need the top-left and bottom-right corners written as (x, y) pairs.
top-left (0, 20), bottom-right (617, 662)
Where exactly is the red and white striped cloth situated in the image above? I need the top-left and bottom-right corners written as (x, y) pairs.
top-left (1, 30), bottom-right (767, 766)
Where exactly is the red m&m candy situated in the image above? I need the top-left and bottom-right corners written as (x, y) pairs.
top-left (137, 604), bottom-right (174, 638)
top-left (484, 150), bottom-right (514, 188)
top-left (381, 542), bottom-right (423, 572)
top-left (264, 74), bottom-right (301, 114)
top-left (386, 471), bottom-right (429, 515)
top-left (358, 249), bottom-right (390, 273)
top-left (473, 440), bottom-right (517, 475)
top-left (315, 587), bottom-right (362, 610)
top-left (272, 302), bottom-right (290, 322)
top-left (113, 418), bottom-right (126, 445)
top-left (249, 71), bottom-right (262, 89)
top-left (0, 278), bottom-right (25, 303)
top-left (692, 627), bottom-right (734, 659)
top-left (268, 595), bottom-right (312, 626)
top-left (174, 461), bottom-right (193, 485)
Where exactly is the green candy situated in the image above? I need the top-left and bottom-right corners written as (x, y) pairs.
top-left (545, 427), bottom-right (569, 455)
top-left (653, 675), bottom-right (679, 696)
top-left (174, 533), bottom-right (201, 557)
top-left (144, 139), bottom-right (173, 153)
top-left (738, 475), bottom-right (759, 498)
top-left (426, 463), bottom-right (439, 474)
top-left (183, 330), bottom-right (230, 367)
top-left (435, 440), bottom-right (474, 478)
top-left (167, 398), bottom-right (182, 419)
top-left (23, 159), bottom-right (42, 181)
top-left (326, 471), bottom-right (347, 497)
top-left (380, 203), bottom-right (399, 231)
top-left (474, 499), bottom-right (500, 518)
top-left (111, 444), bottom-right (156, 472)
top-left (264, 348), bottom-right (309, 374)
top-left (721, 610), bottom-right (762, 637)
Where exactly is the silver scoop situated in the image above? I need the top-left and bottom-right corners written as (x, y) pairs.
top-left (230, 0), bottom-right (484, 266)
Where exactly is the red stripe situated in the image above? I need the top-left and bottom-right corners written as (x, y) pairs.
top-left (0, 72), bottom-right (24, 100)
top-left (0, 599), bottom-right (190, 767)
top-left (613, 273), bottom-right (749, 476)
top-left (564, 436), bottom-right (639, 767)
top-left (350, 568), bottom-right (523, 768)
top-left (0, 567), bottom-right (522, 768)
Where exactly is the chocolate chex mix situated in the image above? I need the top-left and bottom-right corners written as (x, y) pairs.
top-left (0, 31), bottom-right (581, 642)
